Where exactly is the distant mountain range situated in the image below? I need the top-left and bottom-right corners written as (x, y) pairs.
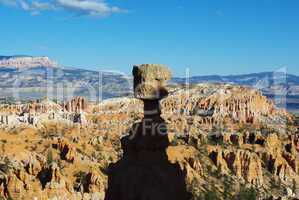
top-left (1, 55), bottom-right (298, 112)
top-left (172, 72), bottom-right (299, 95)
top-left (0, 55), bottom-right (57, 69)
top-left (0, 55), bottom-right (132, 102)
top-left (173, 73), bottom-right (299, 113)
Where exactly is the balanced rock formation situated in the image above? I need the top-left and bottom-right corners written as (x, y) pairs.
top-left (105, 64), bottom-right (191, 200)
top-left (132, 64), bottom-right (171, 100)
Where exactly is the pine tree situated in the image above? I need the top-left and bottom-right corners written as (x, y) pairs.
top-left (47, 148), bottom-right (53, 165)
top-left (238, 185), bottom-right (257, 200)
top-left (203, 181), bottom-right (219, 200)
top-left (223, 176), bottom-right (231, 200)
top-left (292, 179), bottom-right (297, 195)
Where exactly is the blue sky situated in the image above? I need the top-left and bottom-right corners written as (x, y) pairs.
top-left (0, 0), bottom-right (298, 76)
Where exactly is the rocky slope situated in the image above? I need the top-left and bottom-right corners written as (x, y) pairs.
top-left (173, 72), bottom-right (299, 113)
top-left (0, 82), bottom-right (298, 199)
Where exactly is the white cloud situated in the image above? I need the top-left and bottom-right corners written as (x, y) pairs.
top-left (32, 1), bottom-right (55, 10)
top-left (0, 0), bottom-right (17, 6)
top-left (0, 0), bottom-right (126, 17)
top-left (19, 0), bottom-right (30, 10)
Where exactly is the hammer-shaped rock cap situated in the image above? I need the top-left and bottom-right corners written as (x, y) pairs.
top-left (133, 64), bottom-right (172, 100)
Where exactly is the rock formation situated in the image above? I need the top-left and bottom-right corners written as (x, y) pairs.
top-left (207, 145), bottom-right (264, 185)
top-left (85, 169), bottom-right (105, 194)
top-left (63, 96), bottom-right (89, 113)
top-left (23, 153), bottom-right (44, 176)
top-left (0, 73), bottom-right (298, 199)
top-left (105, 64), bottom-right (191, 200)
top-left (0, 56), bottom-right (57, 69)
top-left (43, 162), bottom-right (70, 190)
top-left (0, 115), bottom-right (9, 125)
top-left (161, 84), bottom-right (291, 128)
top-left (54, 138), bottom-right (77, 163)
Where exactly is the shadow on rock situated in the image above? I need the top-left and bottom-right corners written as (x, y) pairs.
top-left (105, 64), bottom-right (192, 200)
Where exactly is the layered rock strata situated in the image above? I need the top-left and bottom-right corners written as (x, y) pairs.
top-left (0, 56), bottom-right (57, 69)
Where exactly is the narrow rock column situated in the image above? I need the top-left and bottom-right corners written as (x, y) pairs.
top-left (132, 64), bottom-right (171, 137)
top-left (105, 64), bottom-right (191, 200)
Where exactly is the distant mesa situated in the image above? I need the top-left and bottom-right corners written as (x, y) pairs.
top-left (0, 55), bottom-right (58, 69)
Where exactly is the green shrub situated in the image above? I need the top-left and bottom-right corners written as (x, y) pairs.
top-left (47, 148), bottom-right (54, 165)
top-left (237, 186), bottom-right (257, 200)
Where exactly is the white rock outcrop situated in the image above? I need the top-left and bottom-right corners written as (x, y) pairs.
top-left (0, 56), bottom-right (57, 69)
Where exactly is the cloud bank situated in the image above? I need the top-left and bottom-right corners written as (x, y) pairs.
top-left (0, 0), bottom-right (127, 17)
